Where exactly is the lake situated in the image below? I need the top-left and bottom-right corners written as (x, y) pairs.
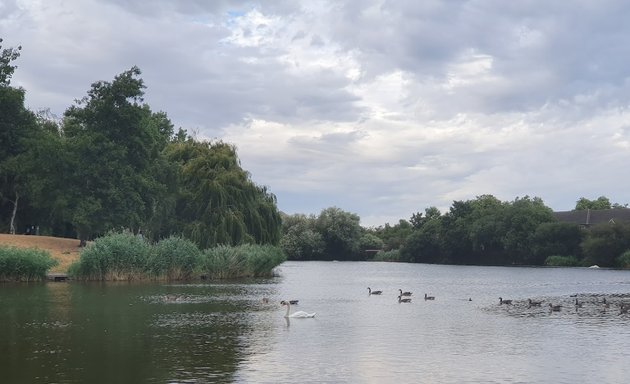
top-left (1, 261), bottom-right (630, 383)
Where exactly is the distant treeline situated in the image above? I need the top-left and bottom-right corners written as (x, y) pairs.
top-left (281, 196), bottom-right (630, 269)
top-left (1, 41), bottom-right (280, 249)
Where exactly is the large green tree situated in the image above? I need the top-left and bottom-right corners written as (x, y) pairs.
top-left (0, 40), bottom-right (38, 234)
top-left (61, 67), bottom-right (172, 242)
top-left (163, 140), bottom-right (281, 249)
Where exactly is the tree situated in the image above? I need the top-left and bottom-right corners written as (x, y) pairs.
top-left (0, 38), bottom-right (21, 85)
top-left (163, 140), bottom-right (281, 249)
top-left (61, 67), bottom-right (172, 243)
top-left (315, 207), bottom-right (362, 260)
top-left (0, 40), bottom-right (38, 234)
top-left (575, 196), bottom-right (612, 210)
top-left (531, 222), bottom-right (584, 264)
top-left (280, 214), bottom-right (324, 260)
top-left (581, 222), bottom-right (630, 267)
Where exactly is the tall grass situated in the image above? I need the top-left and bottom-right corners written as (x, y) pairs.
top-left (200, 244), bottom-right (286, 279)
top-left (544, 255), bottom-right (580, 267)
top-left (69, 232), bottom-right (285, 281)
top-left (68, 231), bottom-right (150, 281)
top-left (0, 246), bottom-right (58, 282)
top-left (370, 249), bottom-right (400, 262)
top-left (148, 236), bottom-right (201, 280)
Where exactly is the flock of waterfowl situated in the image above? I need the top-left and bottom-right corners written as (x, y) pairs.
top-left (498, 294), bottom-right (630, 315)
top-left (368, 287), bottom-right (436, 303)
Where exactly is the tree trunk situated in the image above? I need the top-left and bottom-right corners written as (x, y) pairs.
top-left (9, 191), bottom-right (19, 234)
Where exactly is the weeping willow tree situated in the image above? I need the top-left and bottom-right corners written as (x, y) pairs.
top-left (163, 140), bottom-right (281, 249)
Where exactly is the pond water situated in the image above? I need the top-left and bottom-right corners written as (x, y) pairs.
top-left (2, 261), bottom-right (630, 383)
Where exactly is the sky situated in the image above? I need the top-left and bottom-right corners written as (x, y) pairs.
top-left (2, 0), bottom-right (630, 227)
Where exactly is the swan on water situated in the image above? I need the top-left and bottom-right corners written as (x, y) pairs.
top-left (399, 289), bottom-right (412, 297)
top-left (368, 287), bottom-right (383, 295)
top-left (282, 301), bottom-right (315, 318)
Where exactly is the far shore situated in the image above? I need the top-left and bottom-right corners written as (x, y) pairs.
top-left (0, 234), bottom-right (81, 273)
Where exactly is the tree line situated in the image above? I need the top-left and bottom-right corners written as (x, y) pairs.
top-left (0, 40), bottom-right (281, 248)
top-left (282, 196), bottom-right (630, 269)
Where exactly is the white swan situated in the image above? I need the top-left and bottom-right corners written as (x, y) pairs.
top-left (282, 301), bottom-right (315, 318)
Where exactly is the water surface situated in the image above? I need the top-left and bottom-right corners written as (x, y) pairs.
top-left (2, 261), bottom-right (629, 383)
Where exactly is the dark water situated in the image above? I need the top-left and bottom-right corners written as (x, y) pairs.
top-left (2, 261), bottom-right (630, 383)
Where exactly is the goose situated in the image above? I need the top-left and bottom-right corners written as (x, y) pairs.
top-left (279, 300), bottom-right (299, 305)
top-left (262, 297), bottom-right (269, 304)
top-left (549, 303), bottom-right (562, 312)
top-left (368, 287), bottom-right (383, 295)
top-left (424, 293), bottom-right (435, 300)
top-left (602, 297), bottom-right (610, 308)
top-left (499, 297), bottom-right (512, 305)
top-left (528, 298), bottom-right (543, 307)
top-left (399, 289), bottom-right (413, 297)
top-left (574, 298), bottom-right (583, 308)
top-left (282, 300), bottom-right (315, 318)
top-left (398, 295), bottom-right (412, 303)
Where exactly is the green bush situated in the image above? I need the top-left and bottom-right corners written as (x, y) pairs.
top-left (370, 249), bottom-right (400, 262)
top-left (200, 244), bottom-right (285, 279)
top-left (0, 246), bottom-right (58, 282)
top-left (149, 236), bottom-right (201, 280)
top-left (616, 250), bottom-right (630, 269)
top-left (544, 255), bottom-right (580, 267)
top-left (69, 231), bottom-right (150, 281)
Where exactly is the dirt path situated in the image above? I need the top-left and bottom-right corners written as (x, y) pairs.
top-left (0, 234), bottom-right (81, 273)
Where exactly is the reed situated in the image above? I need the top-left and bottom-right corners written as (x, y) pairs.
top-left (370, 249), bottom-right (400, 262)
top-left (148, 236), bottom-right (201, 280)
top-left (0, 246), bottom-right (58, 282)
top-left (69, 231), bottom-right (151, 281)
top-left (200, 244), bottom-right (285, 279)
top-left (544, 255), bottom-right (579, 267)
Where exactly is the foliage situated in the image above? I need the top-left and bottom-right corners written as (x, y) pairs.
top-left (531, 222), bottom-right (584, 265)
top-left (616, 250), bottom-right (630, 269)
top-left (0, 38), bottom-right (21, 86)
top-left (162, 140), bottom-right (282, 249)
top-left (580, 222), bottom-right (630, 267)
top-left (367, 219), bottom-right (413, 251)
top-left (370, 249), bottom-right (400, 262)
top-left (200, 244), bottom-right (285, 279)
top-left (280, 213), bottom-right (325, 260)
top-left (315, 207), bottom-right (363, 260)
top-left (575, 196), bottom-right (612, 210)
top-left (0, 245), bottom-right (58, 281)
top-left (69, 231), bottom-right (151, 281)
top-left (61, 67), bottom-right (172, 242)
top-left (544, 255), bottom-right (580, 267)
top-left (148, 236), bottom-right (201, 280)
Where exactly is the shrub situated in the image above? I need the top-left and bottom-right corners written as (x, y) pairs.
top-left (616, 250), bottom-right (630, 269)
top-left (149, 236), bottom-right (201, 280)
top-left (370, 249), bottom-right (400, 262)
top-left (544, 255), bottom-right (580, 267)
top-left (200, 244), bottom-right (285, 279)
top-left (69, 231), bottom-right (150, 281)
top-left (0, 246), bottom-right (58, 282)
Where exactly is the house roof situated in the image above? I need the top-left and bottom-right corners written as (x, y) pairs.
top-left (553, 208), bottom-right (630, 226)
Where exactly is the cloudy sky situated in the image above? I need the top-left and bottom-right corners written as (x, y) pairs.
top-left (2, 0), bottom-right (630, 226)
